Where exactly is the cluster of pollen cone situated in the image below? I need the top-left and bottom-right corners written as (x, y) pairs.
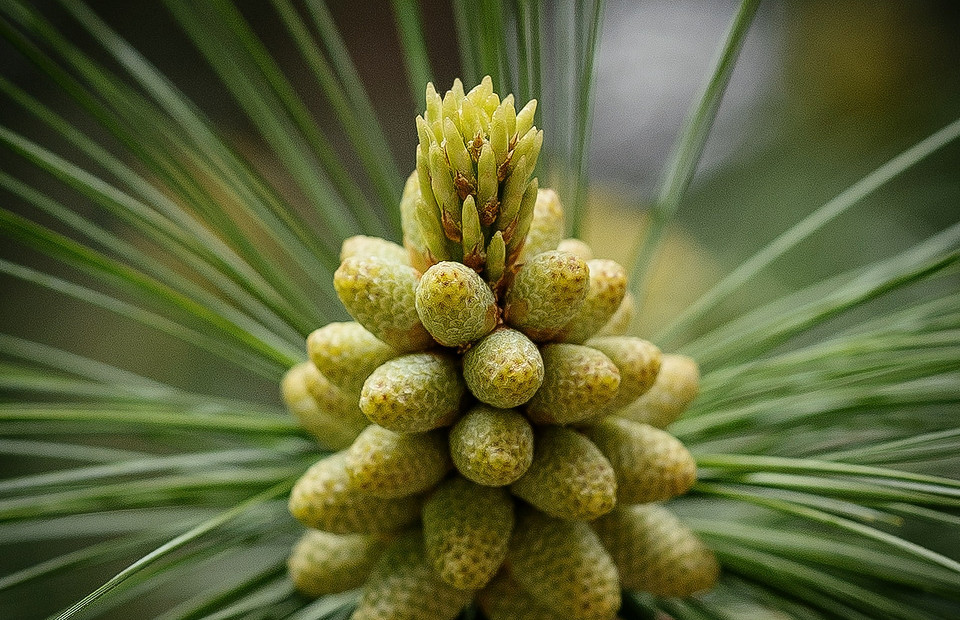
top-left (281, 77), bottom-right (719, 620)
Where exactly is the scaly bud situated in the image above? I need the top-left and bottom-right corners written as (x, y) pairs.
top-left (334, 256), bottom-right (433, 352)
top-left (443, 117), bottom-right (476, 193)
top-left (515, 99), bottom-right (538, 137)
top-left (496, 155), bottom-right (529, 234)
top-left (451, 77), bottom-right (466, 101)
top-left (525, 344), bottom-right (621, 425)
top-left (476, 143), bottom-right (500, 226)
top-left (307, 322), bottom-right (397, 395)
top-left (344, 425), bottom-right (451, 498)
top-left (584, 336), bottom-right (662, 410)
top-left (416, 115), bottom-right (437, 154)
top-left (508, 507), bottom-right (620, 620)
top-left (424, 83), bottom-right (443, 128)
top-left (360, 352), bottom-right (466, 433)
top-left (413, 137), bottom-right (437, 207)
top-left (560, 259), bottom-right (627, 343)
top-left (415, 196), bottom-right (452, 265)
top-left (593, 504), bottom-right (719, 597)
top-left (583, 417), bottom-right (696, 504)
top-left (441, 87), bottom-right (462, 135)
top-left (510, 426), bottom-right (617, 521)
top-left (617, 354), bottom-right (700, 428)
top-left (423, 476), bottom-right (514, 590)
top-left (500, 94), bottom-right (517, 137)
top-left (428, 143), bottom-right (462, 242)
top-left (458, 96), bottom-right (484, 143)
top-left (511, 128), bottom-right (544, 177)
top-left (504, 250), bottom-right (590, 341)
top-left (415, 261), bottom-right (498, 347)
top-left (449, 404), bottom-right (534, 486)
top-left (288, 530), bottom-right (384, 597)
top-left (400, 170), bottom-right (432, 272)
top-left (482, 92), bottom-right (500, 117)
top-left (490, 100), bottom-right (511, 167)
top-left (485, 231), bottom-right (506, 286)
top-left (506, 177), bottom-right (540, 263)
top-left (352, 532), bottom-right (473, 620)
top-left (460, 195), bottom-right (485, 269)
top-left (288, 453), bottom-right (421, 534)
top-left (467, 75), bottom-right (493, 106)
top-left (413, 78), bottom-right (542, 283)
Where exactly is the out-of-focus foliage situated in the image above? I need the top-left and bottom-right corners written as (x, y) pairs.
top-left (0, 1), bottom-right (957, 619)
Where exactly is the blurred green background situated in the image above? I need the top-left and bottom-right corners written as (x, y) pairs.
top-left (1, 1), bottom-right (958, 617)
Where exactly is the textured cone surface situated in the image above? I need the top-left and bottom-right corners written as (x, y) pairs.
top-left (288, 453), bottom-right (421, 534)
top-left (560, 259), bottom-right (627, 343)
top-left (415, 261), bottom-right (498, 347)
top-left (463, 328), bottom-right (544, 408)
top-left (423, 476), bottom-right (515, 590)
top-left (556, 238), bottom-right (594, 261)
top-left (352, 531), bottom-right (473, 620)
top-left (478, 572), bottom-right (569, 620)
top-left (341, 235), bottom-right (411, 265)
top-left (508, 507), bottom-right (620, 620)
top-left (585, 336), bottom-right (662, 410)
top-left (345, 425), bottom-right (452, 498)
top-left (334, 256), bottom-right (433, 352)
top-left (360, 352), bottom-right (465, 433)
top-left (618, 354), bottom-right (699, 428)
top-left (596, 292), bottom-right (635, 337)
top-left (287, 530), bottom-right (383, 597)
top-left (504, 250), bottom-right (590, 341)
top-left (450, 404), bottom-right (534, 486)
top-left (307, 322), bottom-right (398, 395)
top-left (583, 418), bottom-right (696, 504)
top-left (516, 188), bottom-right (565, 264)
top-left (593, 504), bottom-right (719, 597)
top-left (282, 363), bottom-right (367, 450)
top-left (525, 344), bottom-right (621, 425)
top-left (511, 426), bottom-right (616, 521)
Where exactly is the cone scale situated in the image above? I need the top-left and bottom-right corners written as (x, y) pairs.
top-left (281, 77), bottom-right (717, 615)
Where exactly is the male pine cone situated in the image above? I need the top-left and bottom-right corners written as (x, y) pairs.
top-left (281, 77), bottom-right (717, 620)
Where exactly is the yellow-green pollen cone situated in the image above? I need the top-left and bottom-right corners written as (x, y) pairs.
top-left (287, 530), bottom-right (385, 597)
top-left (463, 327), bottom-right (544, 408)
top-left (281, 76), bottom-right (716, 614)
top-left (306, 322), bottom-right (397, 396)
top-left (352, 531), bottom-right (474, 620)
top-left (415, 260), bottom-right (498, 347)
top-left (288, 453), bottom-right (422, 534)
top-left (450, 404), bottom-right (534, 486)
top-left (344, 425), bottom-right (452, 498)
top-left (281, 362), bottom-right (367, 450)
top-left (508, 506), bottom-right (621, 620)
top-left (422, 476), bottom-right (514, 590)
top-left (359, 352), bottom-right (466, 433)
top-left (593, 504), bottom-right (720, 597)
top-left (510, 425), bottom-right (617, 521)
